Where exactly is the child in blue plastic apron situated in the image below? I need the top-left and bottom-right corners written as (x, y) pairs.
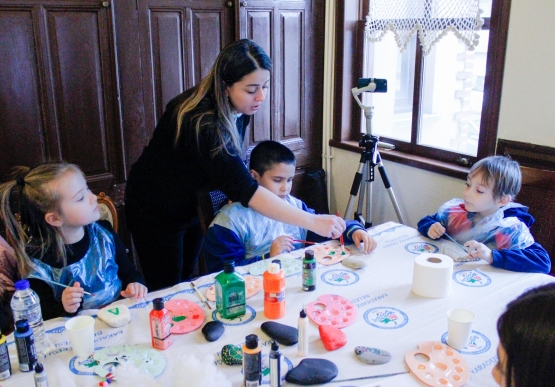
top-left (0, 162), bottom-right (147, 320)
top-left (417, 155), bottom-right (550, 273)
top-left (203, 140), bottom-right (377, 273)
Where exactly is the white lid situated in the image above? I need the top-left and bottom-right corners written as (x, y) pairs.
top-left (267, 262), bottom-right (280, 274)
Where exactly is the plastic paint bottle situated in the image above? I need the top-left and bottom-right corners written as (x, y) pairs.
top-left (263, 262), bottom-right (286, 319)
top-left (297, 308), bottom-right (308, 357)
top-left (149, 298), bottom-right (172, 350)
top-left (215, 261), bottom-right (246, 319)
top-left (0, 334), bottom-right (11, 380)
top-left (302, 250), bottom-right (316, 291)
top-left (269, 340), bottom-right (282, 387)
top-left (242, 334), bottom-right (262, 387)
top-left (33, 363), bottom-right (49, 387)
top-left (14, 319), bottom-right (38, 372)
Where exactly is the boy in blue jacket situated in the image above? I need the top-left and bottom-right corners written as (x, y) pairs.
top-left (417, 155), bottom-right (550, 273)
top-left (204, 141), bottom-right (377, 273)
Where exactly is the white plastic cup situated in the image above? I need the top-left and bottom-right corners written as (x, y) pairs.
top-left (447, 308), bottom-right (475, 349)
top-left (65, 316), bottom-right (95, 358)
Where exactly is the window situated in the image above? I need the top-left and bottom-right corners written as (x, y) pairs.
top-left (333, 0), bottom-right (511, 169)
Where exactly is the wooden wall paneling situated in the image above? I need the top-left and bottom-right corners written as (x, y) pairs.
top-left (0, 5), bottom-right (47, 180)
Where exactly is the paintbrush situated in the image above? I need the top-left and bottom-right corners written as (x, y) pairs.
top-left (190, 281), bottom-right (212, 310)
top-left (39, 278), bottom-right (94, 296)
top-left (443, 232), bottom-right (469, 254)
top-left (293, 239), bottom-right (317, 245)
top-left (330, 370), bottom-right (410, 383)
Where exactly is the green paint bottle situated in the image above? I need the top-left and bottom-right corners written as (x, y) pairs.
top-left (215, 261), bottom-right (246, 319)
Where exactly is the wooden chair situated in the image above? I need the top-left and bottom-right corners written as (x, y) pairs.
top-left (97, 192), bottom-right (118, 232)
top-left (518, 166), bottom-right (555, 275)
top-left (195, 188), bottom-right (229, 276)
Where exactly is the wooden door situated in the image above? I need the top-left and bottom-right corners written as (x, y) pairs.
top-left (0, 0), bottom-right (124, 196)
top-left (137, 0), bottom-right (234, 140)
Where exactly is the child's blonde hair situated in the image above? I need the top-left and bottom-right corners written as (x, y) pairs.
top-left (468, 155), bottom-right (521, 201)
top-left (0, 162), bottom-right (83, 277)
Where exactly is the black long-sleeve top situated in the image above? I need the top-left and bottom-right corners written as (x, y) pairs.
top-left (28, 220), bottom-right (144, 320)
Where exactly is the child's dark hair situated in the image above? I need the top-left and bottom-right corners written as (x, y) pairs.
top-left (497, 283), bottom-right (555, 386)
top-left (0, 162), bottom-right (83, 277)
top-left (468, 155), bottom-right (521, 200)
top-left (249, 141), bottom-right (295, 176)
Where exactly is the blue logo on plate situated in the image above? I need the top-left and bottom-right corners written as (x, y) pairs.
top-left (321, 270), bottom-right (359, 286)
top-left (453, 270), bottom-right (492, 287)
top-left (404, 242), bottom-right (439, 254)
top-left (364, 307), bottom-right (409, 329)
top-left (212, 305), bottom-right (256, 326)
top-left (441, 330), bottom-right (491, 355)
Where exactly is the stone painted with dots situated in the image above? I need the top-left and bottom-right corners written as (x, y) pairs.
top-left (354, 346), bottom-right (392, 364)
top-left (221, 344), bottom-right (242, 365)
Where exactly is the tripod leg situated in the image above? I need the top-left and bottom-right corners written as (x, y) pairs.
top-left (376, 156), bottom-right (406, 225)
top-left (355, 161), bottom-right (373, 228)
top-left (355, 166), bottom-right (367, 226)
top-left (344, 161), bottom-right (366, 220)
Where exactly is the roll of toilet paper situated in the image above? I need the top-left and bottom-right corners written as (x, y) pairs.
top-left (412, 253), bottom-right (453, 298)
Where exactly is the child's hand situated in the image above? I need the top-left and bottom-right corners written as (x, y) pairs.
top-left (62, 282), bottom-right (84, 314)
top-left (270, 235), bottom-right (295, 257)
top-left (120, 282), bottom-right (148, 301)
top-left (351, 230), bottom-right (377, 254)
top-left (428, 222), bottom-right (446, 239)
top-left (464, 240), bottom-right (493, 264)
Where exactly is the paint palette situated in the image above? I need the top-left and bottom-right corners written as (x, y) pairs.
top-left (305, 294), bottom-right (357, 328)
top-left (249, 258), bottom-right (302, 277)
top-left (165, 299), bottom-right (205, 334)
top-left (311, 241), bottom-right (351, 265)
top-left (405, 341), bottom-right (470, 387)
top-left (92, 344), bottom-right (166, 378)
top-left (205, 276), bottom-right (262, 302)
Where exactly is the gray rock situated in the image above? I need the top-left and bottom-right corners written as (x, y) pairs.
top-left (341, 256), bottom-right (368, 269)
top-left (285, 358), bottom-right (338, 385)
top-left (354, 346), bottom-right (392, 364)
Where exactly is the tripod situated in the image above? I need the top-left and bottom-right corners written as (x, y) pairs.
top-left (344, 87), bottom-right (405, 228)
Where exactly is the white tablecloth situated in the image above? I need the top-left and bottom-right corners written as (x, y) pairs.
top-left (4, 222), bottom-right (554, 386)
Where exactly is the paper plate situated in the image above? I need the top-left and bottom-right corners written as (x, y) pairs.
top-left (405, 341), bottom-right (470, 387)
top-left (93, 344), bottom-right (166, 378)
top-left (311, 242), bottom-right (351, 265)
top-left (305, 294), bottom-right (357, 328)
top-left (249, 258), bottom-right (302, 277)
top-left (205, 276), bottom-right (263, 302)
top-left (165, 299), bottom-right (205, 334)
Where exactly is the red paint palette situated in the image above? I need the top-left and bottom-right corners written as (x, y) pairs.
top-left (312, 242), bottom-right (351, 265)
top-left (165, 299), bottom-right (205, 334)
top-left (305, 294), bottom-right (357, 328)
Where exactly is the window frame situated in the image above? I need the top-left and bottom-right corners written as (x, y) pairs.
top-left (331, 0), bottom-right (512, 174)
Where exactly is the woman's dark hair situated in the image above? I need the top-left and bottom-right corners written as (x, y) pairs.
top-left (175, 39), bottom-right (272, 156)
top-left (497, 283), bottom-right (555, 386)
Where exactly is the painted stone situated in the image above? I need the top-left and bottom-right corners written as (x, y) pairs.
top-left (341, 256), bottom-right (368, 269)
top-left (202, 321), bottom-right (224, 342)
top-left (261, 321), bottom-right (298, 346)
top-left (285, 358), bottom-right (338, 385)
top-left (354, 346), bottom-right (392, 364)
top-left (97, 304), bottom-right (131, 328)
top-left (221, 344), bottom-right (242, 365)
top-left (318, 325), bottom-right (347, 351)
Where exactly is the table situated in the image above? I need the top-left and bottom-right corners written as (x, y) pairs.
top-left (4, 222), bottom-right (554, 386)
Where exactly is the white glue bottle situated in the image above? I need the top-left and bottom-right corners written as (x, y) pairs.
top-left (298, 308), bottom-right (308, 357)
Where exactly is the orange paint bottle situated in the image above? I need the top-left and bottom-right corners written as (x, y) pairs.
top-left (149, 298), bottom-right (172, 350)
top-left (263, 262), bottom-right (286, 319)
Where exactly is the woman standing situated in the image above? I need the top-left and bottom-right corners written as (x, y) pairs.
top-left (125, 39), bottom-right (344, 290)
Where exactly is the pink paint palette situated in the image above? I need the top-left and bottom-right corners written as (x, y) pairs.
top-left (205, 275), bottom-right (262, 302)
top-left (312, 243), bottom-right (351, 265)
top-left (305, 294), bottom-right (357, 328)
top-left (405, 342), bottom-right (470, 387)
top-left (165, 299), bottom-right (205, 334)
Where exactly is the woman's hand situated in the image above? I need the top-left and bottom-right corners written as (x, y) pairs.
top-left (351, 230), bottom-right (377, 254)
top-left (464, 240), bottom-right (493, 264)
top-left (62, 282), bottom-right (84, 314)
top-left (121, 282), bottom-right (148, 301)
top-left (270, 235), bottom-right (295, 257)
top-left (428, 222), bottom-right (446, 239)
top-left (310, 214), bottom-right (346, 239)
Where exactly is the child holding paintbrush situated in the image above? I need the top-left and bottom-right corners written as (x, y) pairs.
top-left (204, 141), bottom-right (377, 273)
top-left (0, 163), bottom-right (147, 320)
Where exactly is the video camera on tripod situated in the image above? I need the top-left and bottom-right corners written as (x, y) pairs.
top-left (343, 78), bottom-right (405, 227)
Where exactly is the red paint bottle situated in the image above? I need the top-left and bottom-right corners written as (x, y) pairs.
top-left (150, 298), bottom-right (172, 350)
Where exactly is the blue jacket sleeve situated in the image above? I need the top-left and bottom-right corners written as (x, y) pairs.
top-left (491, 242), bottom-right (551, 274)
top-left (203, 224), bottom-right (262, 274)
top-left (417, 214), bottom-right (441, 237)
